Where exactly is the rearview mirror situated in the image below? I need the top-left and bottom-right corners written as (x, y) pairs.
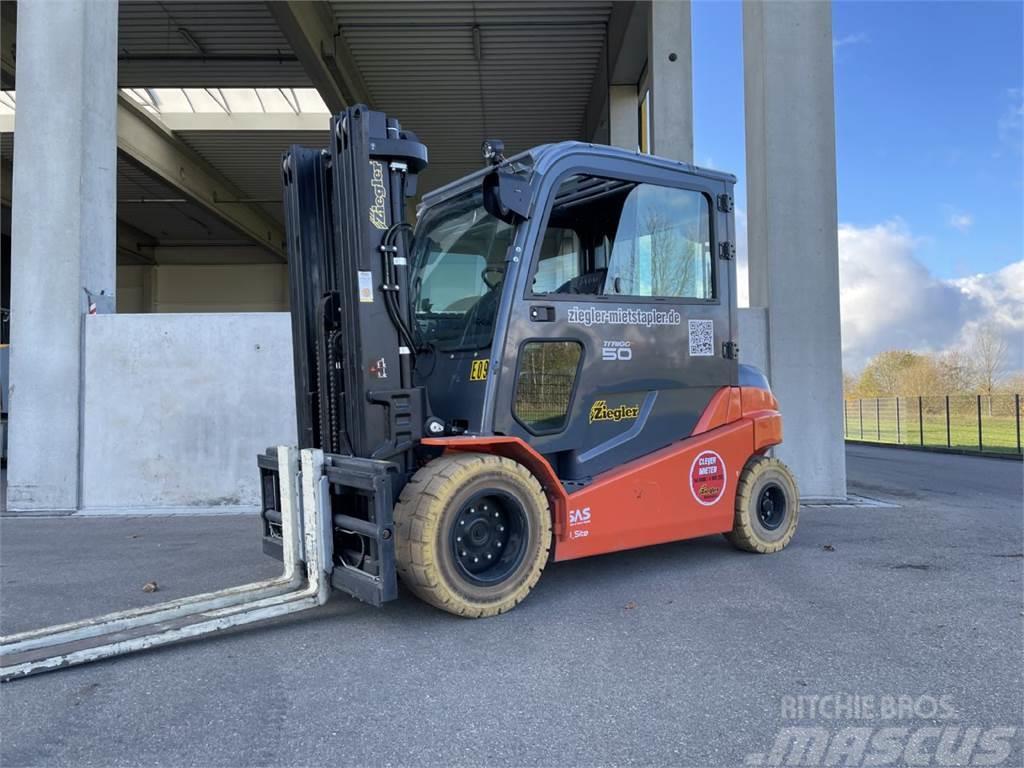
top-left (482, 170), bottom-right (531, 224)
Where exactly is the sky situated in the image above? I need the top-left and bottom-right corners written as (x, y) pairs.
top-left (690, 0), bottom-right (1023, 374)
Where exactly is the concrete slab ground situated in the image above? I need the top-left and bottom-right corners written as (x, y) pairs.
top-left (1, 445), bottom-right (1021, 767)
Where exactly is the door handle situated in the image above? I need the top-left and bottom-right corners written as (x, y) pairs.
top-left (529, 305), bottom-right (555, 322)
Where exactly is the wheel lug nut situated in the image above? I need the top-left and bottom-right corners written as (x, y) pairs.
top-left (498, 525), bottom-right (504, 532)
top-left (473, 557), bottom-right (479, 563)
top-left (461, 551), bottom-right (467, 557)
top-left (487, 553), bottom-right (492, 560)
top-left (496, 542), bottom-right (503, 548)
top-left (456, 536), bottom-right (462, 542)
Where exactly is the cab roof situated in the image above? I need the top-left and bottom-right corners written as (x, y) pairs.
top-left (418, 140), bottom-right (736, 213)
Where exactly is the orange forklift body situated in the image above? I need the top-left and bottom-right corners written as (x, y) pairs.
top-left (424, 385), bottom-right (782, 562)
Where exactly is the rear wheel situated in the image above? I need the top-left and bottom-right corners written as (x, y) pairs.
top-left (725, 456), bottom-right (799, 553)
top-left (394, 453), bottom-right (551, 617)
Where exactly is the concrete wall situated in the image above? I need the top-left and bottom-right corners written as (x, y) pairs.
top-left (80, 313), bottom-right (296, 513)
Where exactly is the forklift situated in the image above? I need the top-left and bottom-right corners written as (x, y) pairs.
top-left (263, 105), bottom-right (799, 616)
top-left (0, 106), bottom-right (798, 679)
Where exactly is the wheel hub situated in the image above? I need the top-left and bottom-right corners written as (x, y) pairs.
top-left (757, 483), bottom-right (787, 531)
top-left (451, 491), bottom-right (527, 586)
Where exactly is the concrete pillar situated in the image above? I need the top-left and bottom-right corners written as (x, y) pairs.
top-left (743, 1), bottom-right (846, 500)
top-left (608, 85), bottom-right (638, 150)
top-left (7, 1), bottom-right (118, 512)
top-left (647, 0), bottom-right (693, 162)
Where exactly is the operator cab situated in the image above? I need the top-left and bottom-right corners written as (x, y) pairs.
top-left (410, 141), bottom-right (738, 483)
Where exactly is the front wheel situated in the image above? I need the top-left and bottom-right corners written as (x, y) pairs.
top-left (394, 453), bottom-right (552, 617)
top-left (725, 456), bottom-right (800, 553)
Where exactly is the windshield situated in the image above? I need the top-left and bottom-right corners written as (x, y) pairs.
top-left (410, 190), bottom-right (513, 352)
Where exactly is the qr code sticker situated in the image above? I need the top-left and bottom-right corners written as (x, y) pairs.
top-left (688, 319), bottom-right (715, 357)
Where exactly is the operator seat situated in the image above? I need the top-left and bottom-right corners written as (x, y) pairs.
top-left (555, 268), bottom-right (607, 295)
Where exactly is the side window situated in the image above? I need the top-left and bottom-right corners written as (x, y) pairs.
top-left (532, 228), bottom-right (582, 294)
top-left (513, 341), bottom-right (582, 433)
top-left (530, 175), bottom-right (713, 300)
top-left (607, 185), bottom-right (713, 299)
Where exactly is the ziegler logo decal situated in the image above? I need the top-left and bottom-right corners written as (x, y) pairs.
top-left (589, 400), bottom-right (640, 424)
top-left (368, 161), bottom-right (388, 230)
top-left (469, 359), bottom-right (489, 381)
top-left (690, 450), bottom-right (726, 506)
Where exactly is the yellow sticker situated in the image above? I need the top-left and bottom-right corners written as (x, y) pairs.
top-left (589, 399), bottom-right (640, 424)
top-left (470, 359), bottom-right (489, 381)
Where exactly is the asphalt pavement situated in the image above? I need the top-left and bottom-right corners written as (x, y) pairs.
top-left (1, 445), bottom-right (1021, 767)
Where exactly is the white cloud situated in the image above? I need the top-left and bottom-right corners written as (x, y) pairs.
top-left (953, 261), bottom-right (1024, 333)
top-left (837, 220), bottom-right (1023, 373)
top-left (833, 33), bottom-right (868, 51)
top-left (946, 210), bottom-right (974, 232)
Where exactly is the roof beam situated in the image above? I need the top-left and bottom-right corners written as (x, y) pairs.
top-left (154, 112), bottom-right (328, 132)
top-left (116, 96), bottom-right (285, 260)
top-left (268, 1), bottom-right (372, 112)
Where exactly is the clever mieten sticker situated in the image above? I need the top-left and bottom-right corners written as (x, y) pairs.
top-left (690, 450), bottom-right (726, 505)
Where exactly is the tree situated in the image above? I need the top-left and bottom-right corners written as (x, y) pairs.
top-left (646, 210), bottom-right (695, 298)
top-left (842, 371), bottom-right (860, 398)
top-left (897, 355), bottom-right (943, 396)
top-left (967, 323), bottom-right (1008, 398)
top-left (856, 350), bottom-right (927, 396)
top-left (999, 372), bottom-right (1024, 395)
top-left (936, 347), bottom-right (978, 393)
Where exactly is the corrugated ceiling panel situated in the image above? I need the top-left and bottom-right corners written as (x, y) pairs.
top-left (117, 154), bottom-right (250, 242)
top-left (332, 0), bottom-right (612, 188)
top-left (118, 1), bottom-right (309, 87)
top-left (174, 130), bottom-right (329, 222)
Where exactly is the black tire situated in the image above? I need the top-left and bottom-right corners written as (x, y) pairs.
top-left (725, 455), bottom-right (799, 553)
top-left (394, 453), bottom-right (551, 617)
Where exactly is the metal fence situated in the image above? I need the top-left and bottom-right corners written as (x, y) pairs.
top-left (844, 394), bottom-right (1023, 456)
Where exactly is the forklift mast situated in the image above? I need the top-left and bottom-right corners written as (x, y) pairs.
top-left (283, 106), bottom-right (427, 469)
top-left (266, 106), bottom-right (429, 606)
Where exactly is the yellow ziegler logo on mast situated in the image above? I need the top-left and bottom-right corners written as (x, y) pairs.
top-left (368, 161), bottom-right (388, 230)
top-left (589, 400), bottom-right (641, 424)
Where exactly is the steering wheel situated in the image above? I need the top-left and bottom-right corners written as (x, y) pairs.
top-left (481, 265), bottom-right (505, 290)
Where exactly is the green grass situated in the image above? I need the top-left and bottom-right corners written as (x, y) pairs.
top-left (844, 397), bottom-right (1022, 455)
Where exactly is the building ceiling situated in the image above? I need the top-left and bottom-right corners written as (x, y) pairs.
top-left (333, 1), bottom-right (613, 189)
top-left (174, 129), bottom-right (329, 225)
top-left (4, 0), bottom-right (623, 258)
top-left (117, 1), bottom-right (309, 87)
top-left (117, 156), bottom-right (251, 245)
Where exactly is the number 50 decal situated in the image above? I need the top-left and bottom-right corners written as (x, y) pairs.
top-left (601, 341), bottom-right (632, 361)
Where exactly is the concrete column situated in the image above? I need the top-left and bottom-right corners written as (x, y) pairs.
top-left (743, 1), bottom-right (846, 500)
top-left (7, 1), bottom-right (118, 512)
top-left (608, 85), bottom-right (638, 150)
top-left (647, 0), bottom-right (692, 162)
